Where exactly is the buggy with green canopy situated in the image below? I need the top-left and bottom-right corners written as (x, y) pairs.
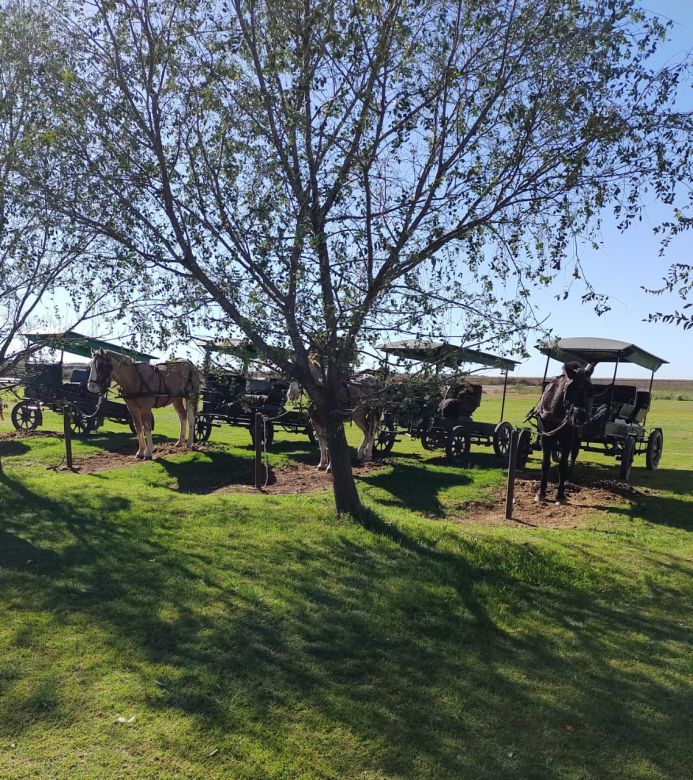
top-left (531, 337), bottom-right (667, 480)
top-left (376, 339), bottom-right (520, 464)
top-left (8, 330), bottom-right (156, 435)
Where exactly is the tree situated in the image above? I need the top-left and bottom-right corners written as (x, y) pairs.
top-left (0, 1), bottom-right (141, 387)
top-left (41, 0), bottom-right (692, 515)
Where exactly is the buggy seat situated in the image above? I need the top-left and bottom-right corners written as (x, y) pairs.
top-left (593, 384), bottom-right (637, 421)
top-left (439, 383), bottom-right (482, 419)
top-left (617, 390), bottom-right (650, 425)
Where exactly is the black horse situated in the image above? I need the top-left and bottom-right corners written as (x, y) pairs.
top-left (534, 362), bottom-right (596, 503)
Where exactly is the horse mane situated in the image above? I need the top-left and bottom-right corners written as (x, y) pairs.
top-left (106, 350), bottom-right (135, 365)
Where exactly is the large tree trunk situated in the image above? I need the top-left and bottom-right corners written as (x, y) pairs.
top-left (325, 416), bottom-right (361, 517)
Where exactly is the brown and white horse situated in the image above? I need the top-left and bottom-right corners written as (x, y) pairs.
top-left (88, 349), bottom-right (200, 460)
top-left (287, 360), bottom-right (382, 471)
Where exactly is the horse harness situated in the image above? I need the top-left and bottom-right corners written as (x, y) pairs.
top-left (96, 353), bottom-right (196, 402)
top-left (121, 362), bottom-right (197, 403)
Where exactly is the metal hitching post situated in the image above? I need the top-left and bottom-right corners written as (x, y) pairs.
top-left (505, 427), bottom-right (521, 520)
top-left (254, 412), bottom-right (263, 489)
top-left (63, 404), bottom-right (73, 470)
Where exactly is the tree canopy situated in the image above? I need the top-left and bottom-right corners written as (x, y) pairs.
top-left (25, 0), bottom-right (693, 512)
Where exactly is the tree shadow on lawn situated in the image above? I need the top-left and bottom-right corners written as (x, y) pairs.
top-left (156, 450), bottom-right (255, 493)
top-left (359, 460), bottom-right (473, 516)
top-left (0, 472), bottom-right (691, 777)
top-left (0, 440), bottom-right (31, 458)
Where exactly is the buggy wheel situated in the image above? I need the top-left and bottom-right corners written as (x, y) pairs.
top-left (69, 410), bottom-right (94, 435)
top-left (194, 416), bottom-right (212, 443)
top-left (645, 428), bottom-right (663, 470)
top-left (619, 436), bottom-right (635, 482)
top-left (249, 419), bottom-right (274, 448)
top-left (11, 401), bottom-right (42, 431)
top-left (516, 429), bottom-right (533, 469)
top-left (306, 423), bottom-right (318, 445)
top-left (492, 421), bottom-right (513, 458)
top-left (445, 426), bottom-right (471, 466)
top-left (373, 421), bottom-right (396, 457)
top-left (421, 428), bottom-right (438, 451)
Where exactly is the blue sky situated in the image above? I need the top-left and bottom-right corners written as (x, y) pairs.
top-left (506, 1), bottom-right (692, 380)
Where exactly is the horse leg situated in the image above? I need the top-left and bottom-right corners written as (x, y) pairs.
top-left (535, 438), bottom-right (551, 501)
top-left (143, 405), bottom-right (155, 460)
top-left (555, 439), bottom-right (570, 503)
top-left (130, 406), bottom-right (145, 459)
top-left (185, 396), bottom-right (196, 448)
top-left (170, 398), bottom-right (185, 447)
top-left (568, 433), bottom-right (580, 478)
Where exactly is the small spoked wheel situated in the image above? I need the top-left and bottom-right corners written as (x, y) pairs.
top-left (11, 401), bottom-right (42, 431)
top-left (306, 424), bottom-right (318, 446)
top-left (373, 421), bottom-right (396, 457)
top-left (194, 416), bottom-right (213, 443)
top-left (69, 410), bottom-right (94, 435)
top-left (645, 428), bottom-right (663, 470)
top-left (492, 421), bottom-right (513, 458)
top-left (619, 436), bottom-right (635, 482)
top-left (421, 429), bottom-right (437, 451)
top-left (445, 426), bottom-right (471, 466)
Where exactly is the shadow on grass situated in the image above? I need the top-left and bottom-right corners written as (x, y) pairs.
top-left (157, 450), bottom-right (254, 493)
top-left (0, 471), bottom-right (691, 777)
top-left (359, 460), bottom-right (472, 516)
top-left (0, 440), bottom-right (31, 458)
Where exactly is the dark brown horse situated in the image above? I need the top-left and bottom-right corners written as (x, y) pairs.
top-left (534, 362), bottom-right (596, 503)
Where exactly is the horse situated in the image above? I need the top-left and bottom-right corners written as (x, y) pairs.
top-left (533, 361), bottom-right (596, 503)
top-left (286, 359), bottom-right (382, 471)
top-left (88, 349), bottom-right (200, 460)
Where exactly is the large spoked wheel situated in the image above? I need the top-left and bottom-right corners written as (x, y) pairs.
top-left (645, 428), bottom-right (663, 470)
top-left (445, 426), bottom-right (471, 466)
top-left (249, 419), bottom-right (274, 448)
top-left (373, 421), bottom-right (396, 457)
top-left (11, 401), bottom-right (42, 431)
top-left (492, 421), bottom-right (513, 458)
top-left (69, 410), bottom-right (95, 435)
top-left (194, 416), bottom-right (213, 443)
top-left (619, 436), bottom-right (635, 482)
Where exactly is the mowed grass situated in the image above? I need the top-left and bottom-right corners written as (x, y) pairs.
top-left (0, 391), bottom-right (691, 778)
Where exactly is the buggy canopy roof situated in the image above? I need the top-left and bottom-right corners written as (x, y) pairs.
top-left (536, 337), bottom-right (667, 373)
top-left (377, 339), bottom-right (519, 372)
top-left (24, 330), bottom-right (157, 363)
top-left (203, 338), bottom-right (291, 363)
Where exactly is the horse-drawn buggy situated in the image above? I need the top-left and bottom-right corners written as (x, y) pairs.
top-left (193, 339), bottom-right (315, 447)
top-left (375, 340), bottom-right (520, 464)
top-left (5, 331), bottom-right (156, 435)
top-left (528, 338), bottom-right (666, 484)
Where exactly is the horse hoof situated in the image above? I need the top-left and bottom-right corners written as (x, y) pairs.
top-left (136, 453), bottom-right (144, 460)
top-left (555, 497), bottom-right (567, 505)
top-left (143, 455), bottom-right (153, 461)
top-left (535, 493), bottom-right (547, 503)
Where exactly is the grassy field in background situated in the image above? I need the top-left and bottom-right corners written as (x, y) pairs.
top-left (0, 391), bottom-right (691, 778)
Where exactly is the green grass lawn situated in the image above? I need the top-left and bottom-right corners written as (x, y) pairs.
top-left (0, 392), bottom-right (691, 778)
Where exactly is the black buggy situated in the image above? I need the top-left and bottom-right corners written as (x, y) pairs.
top-left (375, 339), bottom-right (520, 465)
top-left (6, 330), bottom-right (157, 435)
top-left (529, 338), bottom-right (667, 481)
top-left (192, 339), bottom-right (315, 448)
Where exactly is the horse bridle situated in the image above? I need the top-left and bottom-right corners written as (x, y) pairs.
top-left (92, 351), bottom-right (113, 395)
